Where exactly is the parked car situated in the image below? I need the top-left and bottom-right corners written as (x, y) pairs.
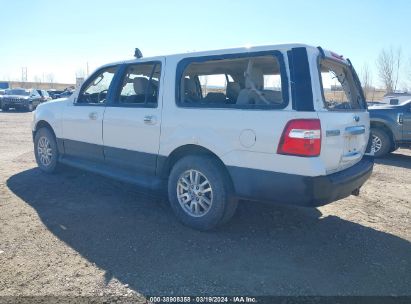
top-left (2, 88), bottom-right (42, 112)
top-left (32, 44), bottom-right (373, 230)
top-left (56, 90), bottom-right (74, 98)
top-left (0, 89), bottom-right (5, 108)
top-left (48, 90), bottom-right (64, 99)
top-left (369, 99), bottom-right (411, 157)
top-left (37, 89), bottom-right (52, 102)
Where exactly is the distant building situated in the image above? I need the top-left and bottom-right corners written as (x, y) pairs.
top-left (0, 81), bottom-right (75, 91)
top-left (0, 82), bottom-right (9, 89)
top-left (331, 85), bottom-right (342, 91)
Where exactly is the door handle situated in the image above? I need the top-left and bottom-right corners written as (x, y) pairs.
top-left (89, 112), bottom-right (98, 120)
top-left (143, 115), bottom-right (157, 125)
top-left (397, 113), bottom-right (404, 125)
top-left (345, 126), bottom-right (365, 136)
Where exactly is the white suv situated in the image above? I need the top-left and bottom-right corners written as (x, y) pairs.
top-left (32, 44), bottom-right (373, 230)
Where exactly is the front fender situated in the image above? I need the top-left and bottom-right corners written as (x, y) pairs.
top-left (370, 116), bottom-right (401, 141)
top-left (32, 99), bottom-right (69, 138)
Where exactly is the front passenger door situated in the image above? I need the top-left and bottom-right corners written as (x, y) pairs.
top-left (61, 66), bottom-right (118, 161)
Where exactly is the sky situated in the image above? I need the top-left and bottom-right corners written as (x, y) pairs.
top-left (0, 0), bottom-right (410, 88)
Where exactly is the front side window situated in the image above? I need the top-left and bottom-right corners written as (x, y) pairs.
top-left (77, 66), bottom-right (118, 104)
top-left (178, 54), bottom-right (285, 109)
top-left (320, 59), bottom-right (365, 110)
top-left (117, 62), bottom-right (161, 107)
top-left (30, 90), bottom-right (40, 97)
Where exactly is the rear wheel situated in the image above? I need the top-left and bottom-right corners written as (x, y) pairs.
top-left (2, 105), bottom-right (9, 112)
top-left (34, 127), bottom-right (59, 173)
top-left (168, 155), bottom-right (238, 230)
top-left (371, 128), bottom-right (391, 157)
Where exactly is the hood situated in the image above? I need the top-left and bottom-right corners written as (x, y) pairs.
top-left (49, 97), bottom-right (69, 103)
top-left (4, 95), bottom-right (30, 99)
top-left (36, 97), bottom-right (69, 108)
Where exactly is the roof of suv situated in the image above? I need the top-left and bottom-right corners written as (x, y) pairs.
top-left (101, 43), bottom-right (316, 69)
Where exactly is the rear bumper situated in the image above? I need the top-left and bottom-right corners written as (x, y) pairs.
top-left (227, 156), bottom-right (374, 207)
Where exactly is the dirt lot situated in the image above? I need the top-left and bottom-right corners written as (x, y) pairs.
top-left (0, 111), bottom-right (410, 299)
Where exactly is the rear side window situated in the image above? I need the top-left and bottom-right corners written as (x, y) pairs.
top-left (177, 52), bottom-right (287, 109)
top-left (319, 59), bottom-right (365, 110)
top-left (116, 62), bottom-right (161, 107)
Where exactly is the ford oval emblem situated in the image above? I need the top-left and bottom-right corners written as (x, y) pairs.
top-left (353, 115), bottom-right (360, 122)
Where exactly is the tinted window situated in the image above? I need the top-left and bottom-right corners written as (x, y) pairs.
top-left (31, 90), bottom-right (40, 97)
top-left (116, 63), bottom-right (161, 107)
top-left (178, 54), bottom-right (285, 109)
top-left (77, 66), bottom-right (118, 104)
top-left (6, 89), bottom-right (29, 96)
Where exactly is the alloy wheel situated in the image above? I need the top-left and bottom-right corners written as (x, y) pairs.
top-left (177, 169), bottom-right (213, 217)
top-left (371, 134), bottom-right (382, 154)
top-left (37, 136), bottom-right (52, 166)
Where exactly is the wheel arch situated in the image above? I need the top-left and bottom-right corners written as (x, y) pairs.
top-left (34, 120), bottom-right (56, 138)
top-left (370, 121), bottom-right (395, 148)
top-left (158, 144), bottom-right (232, 184)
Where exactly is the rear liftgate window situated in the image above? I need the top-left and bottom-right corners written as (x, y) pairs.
top-left (319, 59), bottom-right (365, 110)
top-left (177, 53), bottom-right (288, 109)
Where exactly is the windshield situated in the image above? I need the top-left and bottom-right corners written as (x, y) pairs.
top-left (38, 90), bottom-right (49, 97)
top-left (319, 58), bottom-right (365, 110)
top-left (6, 89), bottom-right (30, 96)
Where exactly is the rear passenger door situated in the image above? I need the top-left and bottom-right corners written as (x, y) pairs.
top-left (103, 60), bottom-right (164, 176)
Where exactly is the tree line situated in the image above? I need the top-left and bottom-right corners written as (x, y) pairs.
top-left (361, 47), bottom-right (409, 100)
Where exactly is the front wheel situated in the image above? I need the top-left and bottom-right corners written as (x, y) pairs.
top-left (168, 155), bottom-right (238, 231)
top-left (34, 127), bottom-right (59, 173)
top-left (26, 103), bottom-right (34, 112)
top-left (371, 128), bottom-right (392, 158)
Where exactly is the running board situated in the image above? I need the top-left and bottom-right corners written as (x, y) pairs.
top-left (59, 156), bottom-right (165, 190)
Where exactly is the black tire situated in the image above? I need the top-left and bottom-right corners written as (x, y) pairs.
top-left (26, 103), bottom-right (34, 112)
top-left (34, 127), bottom-right (59, 173)
top-left (371, 128), bottom-right (391, 158)
top-left (2, 105), bottom-right (9, 112)
top-left (389, 146), bottom-right (399, 153)
top-left (168, 155), bottom-right (238, 231)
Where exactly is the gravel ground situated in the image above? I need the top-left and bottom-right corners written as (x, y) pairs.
top-left (0, 111), bottom-right (410, 299)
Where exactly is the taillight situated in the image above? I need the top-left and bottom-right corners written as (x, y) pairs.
top-left (277, 119), bottom-right (321, 157)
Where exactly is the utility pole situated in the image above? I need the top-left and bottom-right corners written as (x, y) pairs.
top-left (86, 62), bottom-right (89, 76)
top-left (21, 67), bottom-right (27, 81)
top-left (21, 67), bottom-right (28, 88)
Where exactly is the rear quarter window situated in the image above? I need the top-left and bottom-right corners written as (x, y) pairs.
top-left (176, 51), bottom-right (288, 109)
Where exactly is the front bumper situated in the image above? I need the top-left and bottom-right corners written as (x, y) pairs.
top-left (228, 156), bottom-right (374, 207)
